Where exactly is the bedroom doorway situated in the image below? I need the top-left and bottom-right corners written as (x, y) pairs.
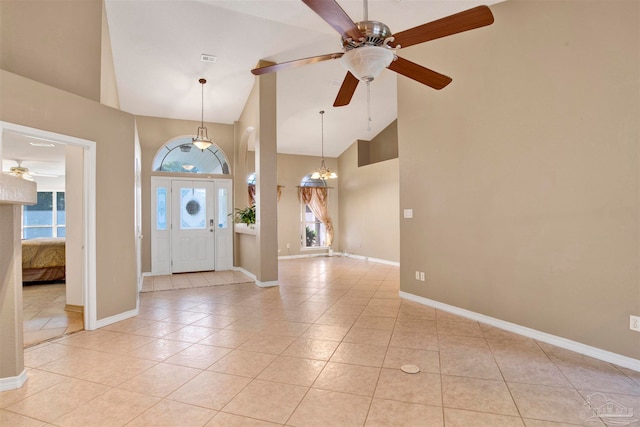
top-left (0, 122), bottom-right (97, 346)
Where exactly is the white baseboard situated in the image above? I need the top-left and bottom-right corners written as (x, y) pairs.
top-left (256, 280), bottom-right (278, 288)
top-left (0, 369), bottom-right (27, 391)
top-left (340, 253), bottom-right (400, 267)
top-left (234, 267), bottom-right (256, 281)
top-left (278, 252), bottom-right (400, 267)
top-left (92, 308), bottom-right (139, 330)
top-left (400, 291), bottom-right (640, 372)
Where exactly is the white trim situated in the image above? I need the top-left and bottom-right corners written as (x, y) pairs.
top-left (0, 370), bottom-right (27, 391)
top-left (278, 253), bottom-right (330, 260)
top-left (233, 267), bottom-right (276, 287)
top-left (400, 291), bottom-right (640, 372)
top-left (341, 253), bottom-right (400, 267)
top-left (93, 308), bottom-right (139, 330)
top-left (234, 267), bottom-right (256, 281)
top-left (256, 280), bottom-right (278, 288)
top-left (0, 122), bottom-right (97, 331)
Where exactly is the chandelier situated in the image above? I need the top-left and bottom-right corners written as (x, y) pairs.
top-left (192, 78), bottom-right (214, 151)
top-left (311, 110), bottom-right (337, 180)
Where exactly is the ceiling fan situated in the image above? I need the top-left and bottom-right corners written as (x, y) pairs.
top-left (8, 160), bottom-right (59, 180)
top-left (251, 0), bottom-right (494, 107)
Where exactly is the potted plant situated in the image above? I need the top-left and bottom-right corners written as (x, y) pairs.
top-left (231, 205), bottom-right (256, 234)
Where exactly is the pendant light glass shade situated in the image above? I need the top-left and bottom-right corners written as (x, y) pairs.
top-left (311, 111), bottom-right (337, 180)
top-left (192, 78), bottom-right (214, 151)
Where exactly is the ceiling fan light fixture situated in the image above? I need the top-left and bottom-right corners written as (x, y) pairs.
top-left (340, 46), bottom-right (394, 82)
top-left (192, 78), bottom-right (214, 151)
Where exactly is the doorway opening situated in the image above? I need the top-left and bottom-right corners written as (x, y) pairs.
top-left (0, 122), bottom-right (97, 346)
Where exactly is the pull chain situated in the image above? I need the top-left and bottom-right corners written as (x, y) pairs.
top-left (366, 81), bottom-right (372, 131)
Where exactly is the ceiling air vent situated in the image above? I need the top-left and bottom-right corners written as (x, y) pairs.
top-left (201, 54), bottom-right (217, 63)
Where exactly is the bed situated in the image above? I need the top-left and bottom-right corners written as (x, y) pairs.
top-left (21, 237), bottom-right (66, 283)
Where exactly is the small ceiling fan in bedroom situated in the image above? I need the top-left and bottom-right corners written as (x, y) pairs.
top-left (251, 0), bottom-right (494, 107)
top-left (8, 160), bottom-right (58, 180)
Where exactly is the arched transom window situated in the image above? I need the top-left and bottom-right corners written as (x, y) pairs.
top-left (152, 137), bottom-right (230, 174)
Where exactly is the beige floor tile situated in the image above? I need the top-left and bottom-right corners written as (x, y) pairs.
top-left (37, 348), bottom-right (116, 377)
top-left (353, 315), bottom-right (397, 331)
top-left (238, 334), bottom-right (297, 355)
top-left (365, 398), bottom-right (443, 427)
top-left (444, 408), bottom-right (525, 427)
top-left (300, 324), bottom-right (350, 341)
top-left (126, 399), bottom-right (217, 427)
top-left (164, 344), bottom-right (232, 369)
top-left (74, 355), bottom-right (156, 387)
top-left (437, 317), bottom-right (484, 337)
top-left (204, 412), bottom-right (281, 426)
top-left (168, 371), bottom-right (251, 410)
top-left (257, 355), bottom-right (325, 387)
top-left (508, 382), bottom-right (603, 425)
top-left (53, 388), bottom-right (159, 427)
top-left (288, 388), bottom-right (371, 427)
top-left (0, 369), bottom-right (67, 408)
top-left (119, 362), bottom-right (200, 397)
top-left (330, 342), bottom-right (388, 367)
top-left (208, 349), bottom-right (277, 377)
top-left (383, 347), bottom-right (440, 373)
top-left (389, 330), bottom-right (439, 351)
top-left (88, 334), bottom-right (156, 354)
top-left (126, 338), bottom-right (192, 361)
top-left (343, 327), bottom-right (392, 346)
top-left (0, 408), bottom-right (47, 427)
top-left (374, 368), bottom-right (442, 406)
top-left (439, 347), bottom-right (504, 380)
top-left (7, 378), bottom-right (109, 423)
top-left (53, 329), bottom-right (121, 349)
top-left (191, 314), bottom-right (237, 329)
top-left (442, 375), bottom-right (519, 416)
top-left (222, 379), bottom-right (307, 424)
top-left (161, 325), bottom-right (217, 343)
top-left (129, 321), bottom-right (185, 338)
top-left (23, 342), bottom-right (78, 368)
top-left (199, 329), bottom-right (256, 348)
top-left (313, 362), bottom-right (381, 396)
top-left (522, 420), bottom-right (602, 427)
top-left (281, 337), bottom-right (340, 361)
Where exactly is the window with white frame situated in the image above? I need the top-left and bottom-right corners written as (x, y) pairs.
top-left (299, 174), bottom-right (333, 249)
top-left (22, 191), bottom-right (65, 239)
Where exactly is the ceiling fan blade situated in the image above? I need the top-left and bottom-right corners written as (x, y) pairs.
top-left (333, 72), bottom-right (360, 107)
top-left (391, 5), bottom-right (494, 49)
top-left (251, 52), bottom-right (343, 75)
top-left (301, 0), bottom-right (363, 41)
top-left (388, 57), bottom-right (452, 90)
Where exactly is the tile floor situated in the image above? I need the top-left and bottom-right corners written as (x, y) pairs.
top-left (2, 257), bottom-right (639, 426)
top-left (23, 283), bottom-right (84, 347)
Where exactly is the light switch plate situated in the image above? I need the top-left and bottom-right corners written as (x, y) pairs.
top-left (403, 209), bottom-right (413, 219)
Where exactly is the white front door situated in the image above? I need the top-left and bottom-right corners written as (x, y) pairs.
top-left (171, 180), bottom-right (215, 273)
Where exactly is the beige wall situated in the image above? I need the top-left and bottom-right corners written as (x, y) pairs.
top-left (0, 0), bottom-right (102, 102)
top-left (134, 115), bottom-right (235, 273)
top-left (398, 0), bottom-right (639, 358)
top-left (338, 142), bottom-right (399, 262)
top-left (100, 0), bottom-right (120, 109)
top-left (1, 71), bottom-right (137, 320)
top-left (277, 153), bottom-right (339, 256)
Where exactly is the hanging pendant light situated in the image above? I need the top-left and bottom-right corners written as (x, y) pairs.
top-left (311, 110), bottom-right (337, 180)
top-left (192, 78), bottom-right (214, 151)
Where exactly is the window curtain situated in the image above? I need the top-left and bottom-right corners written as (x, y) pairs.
top-left (248, 184), bottom-right (282, 205)
top-left (299, 187), bottom-right (334, 246)
top-left (248, 184), bottom-right (256, 206)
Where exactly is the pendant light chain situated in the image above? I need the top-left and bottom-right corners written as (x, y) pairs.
top-left (320, 110), bottom-right (325, 160)
top-left (366, 81), bottom-right (372, 132)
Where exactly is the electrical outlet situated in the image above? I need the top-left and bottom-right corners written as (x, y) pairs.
top-left (415, 271), bottom-right (420, 280)
top-left (630, 315), bottom-right (640, 332)
top-left (420, 272), bottom-right (425, 281)
top-left (286, 243), bottom-right (290, 249)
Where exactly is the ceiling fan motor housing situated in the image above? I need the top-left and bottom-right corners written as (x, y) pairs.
top-left (343, 21), bottom-right (394, 50)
